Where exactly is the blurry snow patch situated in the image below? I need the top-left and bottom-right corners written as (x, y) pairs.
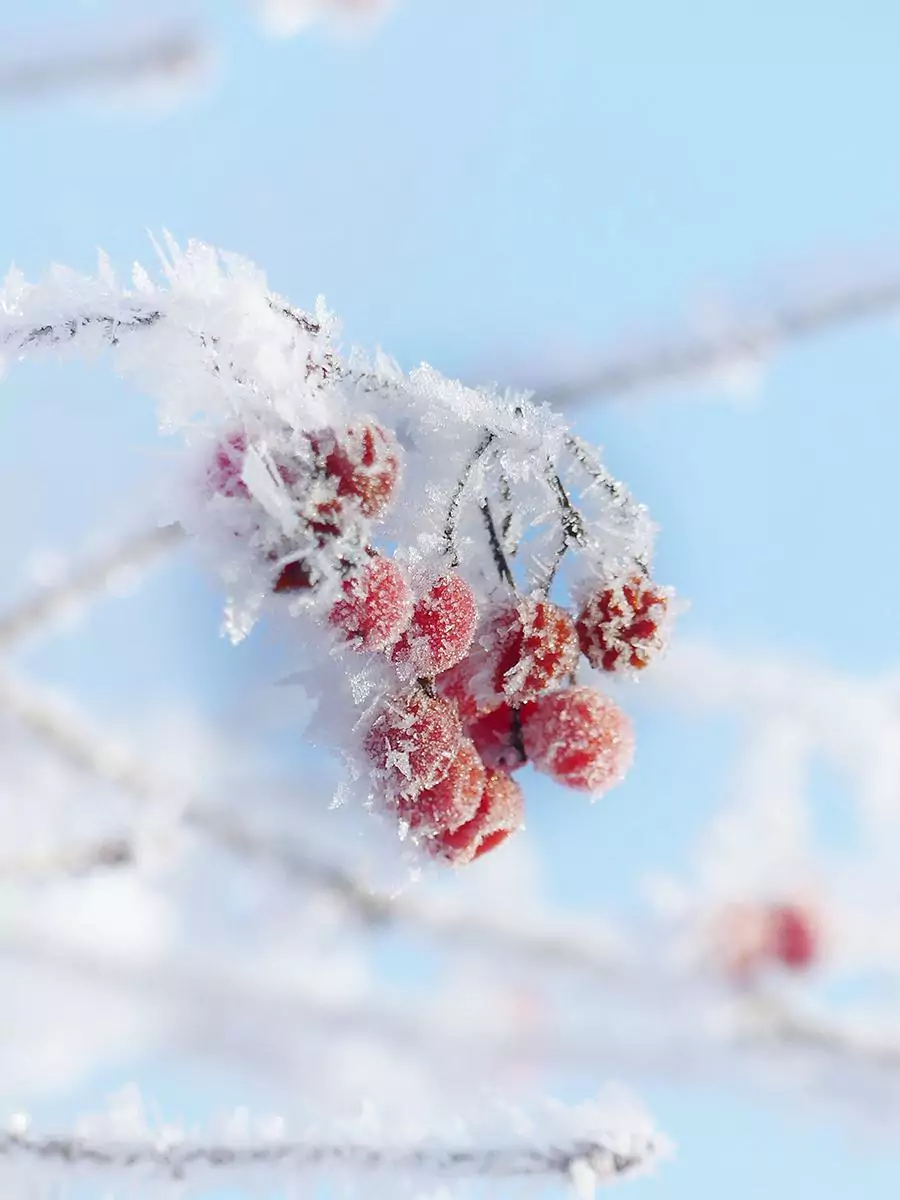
top-left (255, 0), bottom-right (396, 36)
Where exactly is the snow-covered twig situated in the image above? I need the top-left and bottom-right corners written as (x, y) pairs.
top-left (0, 523), bottom-right (184, 651)
top-left (541, 271), bottom-right (900, 406)
top-left (0, 1129), bottom-right (651, 1185)
top-left (0, 1107), bottom-right (661, 1193)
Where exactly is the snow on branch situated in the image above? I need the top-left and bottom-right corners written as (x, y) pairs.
top-left (539, 269), bottom-right (900, 406)
top-left (0, 1095), bottom-right (664, 1196)
top-left (254, 0), bottom-right (396, 37)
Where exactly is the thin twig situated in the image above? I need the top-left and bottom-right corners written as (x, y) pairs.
top-left (0, 1126), bottom-right (655, 1187)
top-left (543, 468), bottom-right (587, 593)
top-left (479, 499), bottom-right (516, 589)
top-left (443, 429), bottom-right (496, 568)
top-left (0, 523), bottom-right (184, 652)
top-left (540, 272), bottom-right (900, 406)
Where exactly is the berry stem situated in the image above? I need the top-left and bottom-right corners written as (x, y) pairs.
top-left (443, 429), bottom-right (496, 568)
top-left (498, 470), bottom-right (518, 555)
top-left (543, 466), bottom-right (588, 594)
top-left (480, 498), bottom-right (516, 590)
top-left (565, 436), bottom-right (649, 572)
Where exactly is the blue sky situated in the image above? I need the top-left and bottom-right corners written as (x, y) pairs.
top-left (3, 0), bottom-right (900, 1196)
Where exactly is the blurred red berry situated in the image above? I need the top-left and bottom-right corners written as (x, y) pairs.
top-left (467, 704), bottom-right (526, 773)
top-left (520, 685), bottom-right (633, 795)
top-left (767, 903), bottom-right (818, 970)
top-left (490, 598), bottom-right (579, 705)
top-left (434, 770), bottom-right (525, 865)
top-left (207, 430), bottom-right (250, 499)
top-left (329, 555), bottom-right (413, 652)
top-left (365, 690), bottom-right (462, 798)
top-left (392, 574), bottom-right (478, 678)
top-left (398, 737), bottom-right (485, 837)
top-left (576, 575), bottom-right (669, 673)
top-left (312, 423), bottom-right (400, 519)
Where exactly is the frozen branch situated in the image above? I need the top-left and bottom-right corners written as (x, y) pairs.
top-left (0, 1114), bottom-right (660, 1194)
top-left (540, 271), bottom-right (900, 406)
top-left (0, 523), bottom-right (184, 651)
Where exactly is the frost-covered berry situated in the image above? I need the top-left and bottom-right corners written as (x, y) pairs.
top-left (767, 903), bottom-right (818, 970)
top-left (364, 690), bottom-right (462, 798)
top-left (207, 430), bottom-right (250, 499)
top-left (520, 686), bottom-right (633, 795)
top-left (435, 655), bottom-right (494, 721)
top-left (329, 555), bottom-right (414, 652)
top-left (434, 770), bottom-right (525, 864)
top-left (207, 429), bottom-right (306, 503)
top-left (490, 598), bottom-right (579, 705)
top-left (576, 575), bottom-right (669, 673)
top-left (312, 423), bottom-right (400, 519)
top-left (392, 574), bottom-right (478, 678)
top-left (467, 704), bottom-right (526, 773)
top-left (397, 737), bottom-right (485, 837)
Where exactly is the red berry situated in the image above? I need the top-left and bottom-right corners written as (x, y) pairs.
top-left (435, 654), bottom-right (497, 721)
top-left (207, 430), bottom-right (250, 499)
top-left (329, 556), bottom-right (413, 652)
top-left (466, 704), bottom-right (526, 773)
top-left (365, 690), bottom-right (462, 798)
top-left (767, 904), bottom-right (818, 970)
top-left (392, 575), bottom-right (478, 678)
top-left (520, 686), bottom-right (633, 795)
top-left (313, 423), bottom-right (400, 519)
top-left (273, 559), bottom-right (314, 593)
top-left (435, 658), bottom-right (480, 721)
top-left (490, 598), bottom-right (579, 705)
top-left (434, 770), bottom-right (525, 865)
top-left (397, 738), bottom-right (485, 837)
top-left (576, 575), bottom-right (669, 673)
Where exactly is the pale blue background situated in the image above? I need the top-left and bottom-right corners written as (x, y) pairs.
top-left (2, 0), bottom-right (900, 1195)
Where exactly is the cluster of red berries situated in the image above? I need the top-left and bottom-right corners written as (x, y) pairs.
top-left (716, 901), bottom-right (820, 979)
top-left (362, 576), bottom-right (668, 863)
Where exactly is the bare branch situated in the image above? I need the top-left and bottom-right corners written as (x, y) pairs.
top-left (540, 272), bottom-right (900, 406)
top-left (0, 523), bottom-right (184, 652)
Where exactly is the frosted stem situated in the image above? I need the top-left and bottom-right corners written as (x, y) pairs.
top-left (0, 1126), bottom-right (657, 1188)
